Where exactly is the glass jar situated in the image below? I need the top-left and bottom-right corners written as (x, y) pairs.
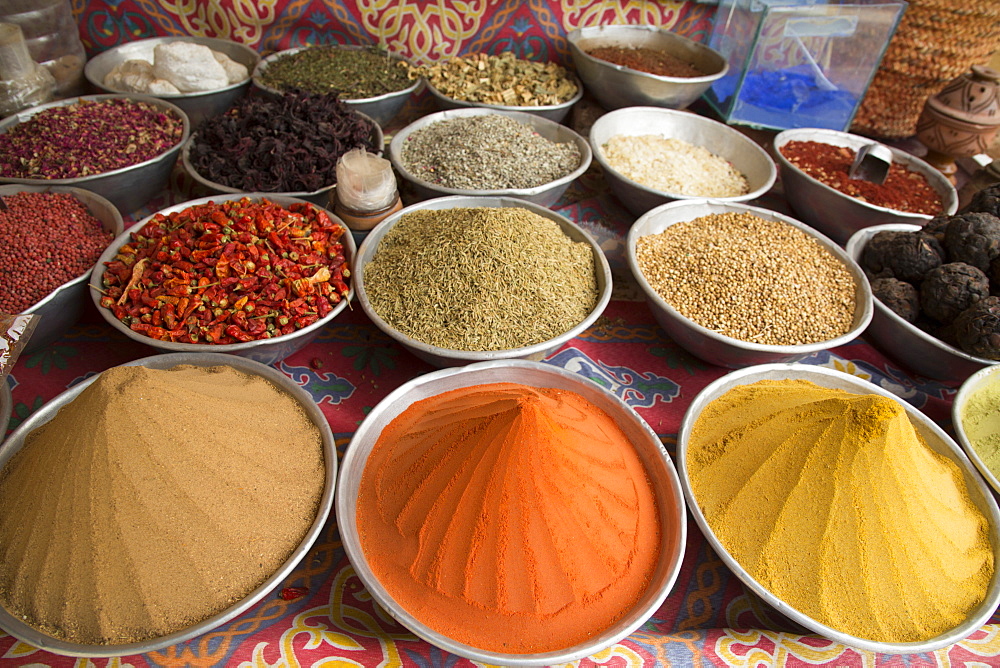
top-left (1, 0), bottom-right (86, 98)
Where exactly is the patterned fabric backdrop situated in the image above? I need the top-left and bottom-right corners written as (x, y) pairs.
top-left (69, 0), bottom-right (716, 63)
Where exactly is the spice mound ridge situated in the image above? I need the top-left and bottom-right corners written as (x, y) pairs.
top-left (688, 379), bottom-right (994, 643)
top-left (0, 364), bottom-right (326, 645)
top-left (357, 382), bottom-right (661, 653)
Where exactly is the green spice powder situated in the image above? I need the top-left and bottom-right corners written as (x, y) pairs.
top-left (258, 45), bottom-right (413, 99)
top-left (364, 207), bottom-right (599, 351)
top-left (400, 114), bottom-right (582, 190)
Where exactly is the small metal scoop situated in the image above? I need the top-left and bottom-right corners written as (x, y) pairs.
top-left (848, 143), bottom-right (893, 185)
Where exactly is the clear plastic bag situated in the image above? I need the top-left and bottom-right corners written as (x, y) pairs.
top-left (0, 22), bottom-right (55, 117)
top-left (1, 0), bottom-right (85, 98)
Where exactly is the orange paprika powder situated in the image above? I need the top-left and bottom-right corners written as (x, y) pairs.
top-left (356, 382), bottom-right (662, 654)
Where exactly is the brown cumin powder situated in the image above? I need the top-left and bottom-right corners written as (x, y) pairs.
top-left (356, 382), bottom-right (662, 654)
top-left (0, 364), bottom-right (325, 645)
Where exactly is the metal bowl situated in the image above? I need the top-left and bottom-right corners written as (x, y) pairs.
top-left (423, 71), bottom-right (583, 124)
top-left (337, 359), bottom-right (687, 665)
top-left (0, 185), bottom-right (125, 354)
top-left (89, 193), bottom-right (356, 366)
top-left (590, 106), bottom-right (776, 217)
top-left (567, 25), bottom-right (728, 111)
top-left (355, 195), bottom-right (612, 368)
top-left (627, 200), bottom-right (873, 369)
top-left (774, 128), bottom-right (959, 245)
top-left (83, 36), bottom-right (260, 128)
top-left (0, 352), bottom-right (336, 657)
top-left (180, 112), bottom-right (384, 208)
top-left (251, 45), bottom-right (421, 127)
top-left (388, 108), bottom-right (592, 208)
top-left (845, 223), bottom-right (997, 381)
top-left (677, 362), bottom-right (1000, 654)
top-left (0, 94), bottom-right (190, 215)
top-left (954, 364), bottom-right (1000, 497)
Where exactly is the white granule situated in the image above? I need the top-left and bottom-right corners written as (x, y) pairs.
top-left (601, 134), bottom-right (750, 197)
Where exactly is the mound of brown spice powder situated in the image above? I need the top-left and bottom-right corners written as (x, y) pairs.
top-left (356, 382), bottom-right (662, 654)
top-left (0, 364), bottom-right (325, 645)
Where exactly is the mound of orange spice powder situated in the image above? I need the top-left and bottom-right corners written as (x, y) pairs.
top-left (356, 382), bottom-right (662, 654)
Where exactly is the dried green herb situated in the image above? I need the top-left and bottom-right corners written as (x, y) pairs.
top-left (258, 45), bottom-right (413, 99)
top-left (406, 51), bottom-right (578, 106)
top-left (364, 207), bottom-right (598, 351)
top-left (400, 114), bottom-right (581, 190)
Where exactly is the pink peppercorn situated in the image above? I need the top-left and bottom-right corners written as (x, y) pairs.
top-left (0, 192), bottom-right (113, 313)
top-left (0, 98), bottom-right (185, 179)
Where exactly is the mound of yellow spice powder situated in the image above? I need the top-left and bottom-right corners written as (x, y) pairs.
top-left (687, 378), bottom-right (993, 643)
top-left (356, 382), bottom-right (662, 654)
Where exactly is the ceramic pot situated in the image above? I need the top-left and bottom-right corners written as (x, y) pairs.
top-left (916, 65), bottom-right (1000, 184)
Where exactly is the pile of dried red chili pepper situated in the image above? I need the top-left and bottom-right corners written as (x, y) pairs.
top-left (97, 197), bottom-right (350, 345)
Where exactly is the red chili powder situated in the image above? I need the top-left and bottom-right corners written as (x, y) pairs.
top-left (780, 140), bottom-right (944, 215)
top-left (587, 45), bottom-right (705, 78)
top-left (356, 382), bottom-right (662, 654)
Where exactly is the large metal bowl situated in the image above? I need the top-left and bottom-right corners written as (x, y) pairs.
top-left (337, 359), bottom-right (687, 666)
top-left (180, 111), bottom-right (384, 208)
top-left (845, 223), bottom-right (997, 381)
top-left (0, 94), bottom-right (190, 215)
top-left (89, 193), bottom-right (356, 366)
top-left (388, 108), bottom-right (592, 208)
top-left (627, 200), bottom-right (873, 369)
top-left (590, 106), bottom-right (776, 217)
top-left (251, 45), bottom-right (420, 127)
top-left (954, 364), bottom-right (1000, 498)
top-left (354, 195), bottom-right (612, 368)
top-left (678, 362), bottom-right (1000, 654)
top-left (0, 352), bottom-right (336, 657)
top-left (774, 128), bottom-right (959, 245)
top-left (567, 25), bottom-right (728, 111)
top-left (423, 70), bottom-right (583, 124)
top-left (83, 36), bottom-right (260, 128)
top-left (0, 185), bottom-right (125, 354)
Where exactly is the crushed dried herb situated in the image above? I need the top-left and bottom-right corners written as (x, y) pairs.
top-left (188, 90), bottom-right (376, 193)
top-left (400, 114), bottom-right (581, 190)
top-left (364, 207), bottom-right (598, 351)
top-left (257, 45), bottom-right (413, 99)
top-left (406, 52), bottom-right (578, 106)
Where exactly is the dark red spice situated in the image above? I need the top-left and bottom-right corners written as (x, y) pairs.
top-left (0, 99), bottom-right (184, 179)
top-left (279, 586), bottom-right (309, 601)
top-left (188, 90), bottom-right (376, 193)
top-left (0, 192), bottom-right (113, 313)
top-left (98, 197), bottom-right (350, 345)
top-left (780, 140), bottom-right (944, 215)
top-left (586, 46), bottom-right (705, 78)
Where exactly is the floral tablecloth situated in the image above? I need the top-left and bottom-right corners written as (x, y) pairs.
top-left (2, 1), bottom-right (999, 666)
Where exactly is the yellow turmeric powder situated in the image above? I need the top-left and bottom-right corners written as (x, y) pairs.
top-left (687, 378), bottom-right (993, 643)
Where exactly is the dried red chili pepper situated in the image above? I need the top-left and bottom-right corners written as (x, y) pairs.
top-left (780, 140), bottom-right (944, 215)
top-left (280, 586), bottom-right (309, 601)
top-left (99, 197), bottom-right (351, 346)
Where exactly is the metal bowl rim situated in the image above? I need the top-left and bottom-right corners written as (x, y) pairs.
top-left (773, 128), bottom-right (959, 218)
top-left (251, 45), bottom-right (421, 102)
top-left (677, 361), bottom-right (1000, 654)
top-left (566, 25), bottom-right (729, 83)
top-left (88, 193), bottom-right (357, 354)
top-left (388, 107), bottom-right (593, 197)
top-left (0, 351), bottom-right (337, 657)
top-left (336, 358), bottom-right (687, 665)
top-left (83, 35), bottom-right (260, 99)
top-left (180, 110), bottom-right (384, 200)
top-left (0, 94), bottom-right (190, 185)
top-left (589, 106), bottom-right (777, 202)
top-left (627, 199), bottom-right (873, 354)
top-left (844, 223), bottom-right (1000, 368)
top-left (353, 195), bottom-right (612, 361)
